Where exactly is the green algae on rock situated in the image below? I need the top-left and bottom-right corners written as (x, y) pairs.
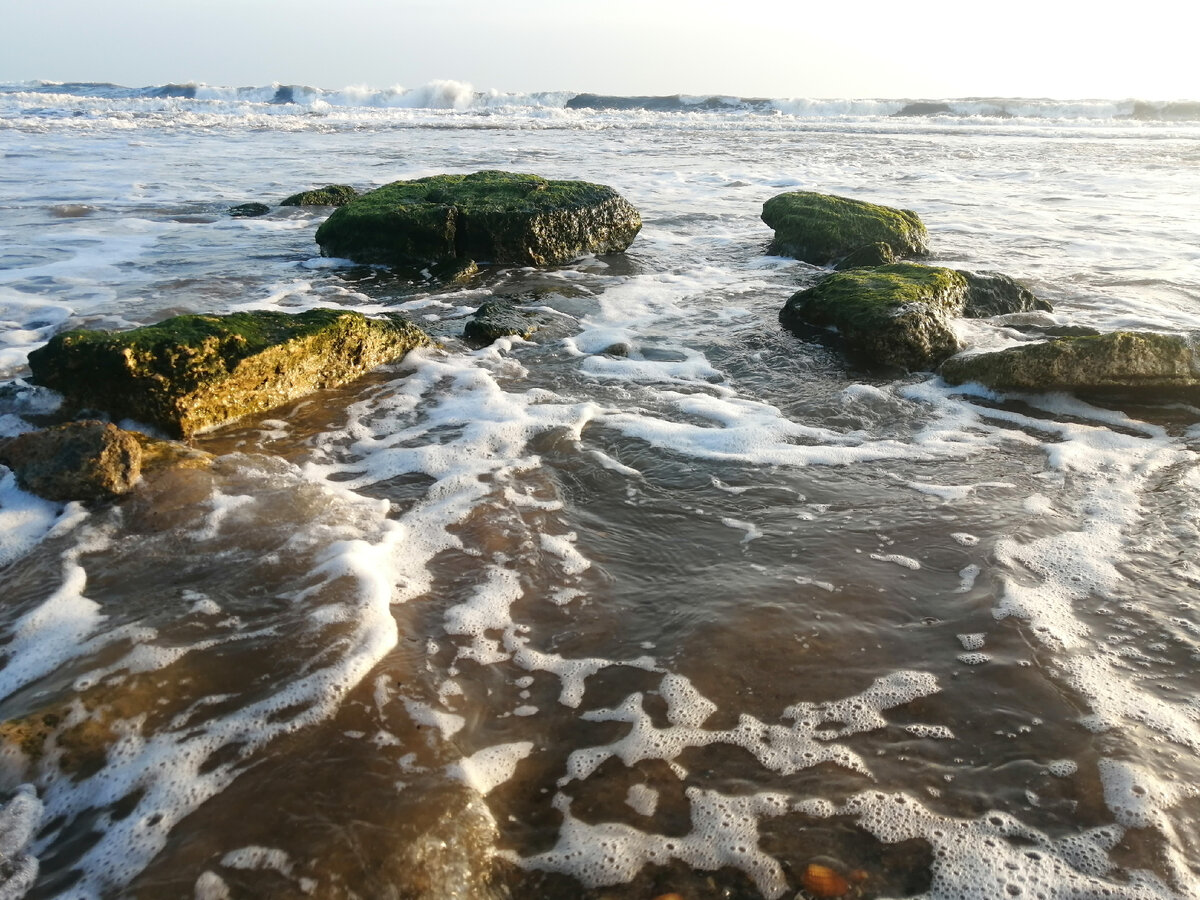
top-left (281, 184), bottom-right (359, 207)
top-left (761, 191), bottom-right (929, 265)
top-left (940, 331), bottom-right (1200, 395)
top-left (27, 309), bottom-right (430, 438)
top-left (314, 170), bottom-right (642, 268)
top-left (780, 263), bottom-right (968, 370)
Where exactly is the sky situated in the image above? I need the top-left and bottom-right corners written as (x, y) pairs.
top-left (2, 0), bottom-right (1198, 100)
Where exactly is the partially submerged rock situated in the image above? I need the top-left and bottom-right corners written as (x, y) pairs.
top-left (781, 263), bottom-right (966, 370)
top-left (762, 191), bottom-right (929, 265)
top-left (0, 420), bottom-right (141, 502)
top-left (281, 184), bottom-right (359, 207)
top-left (314, 170), bottom-right (642, 269)
top-left (463, 300), bottom-right (545, 345)
top-left (781, 263), bottom-right (1052, 371)
top-left (940, 331), bottom-right (1200, 395)
top-left (228, 203), bottom-right (270, 218)
top-left (960, 270), bottom-right (1052, 318)
top-left (28, 309), bottom-right (430, 438)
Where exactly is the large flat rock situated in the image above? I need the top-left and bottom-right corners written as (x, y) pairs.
top-left (315, 170), bottom-right (642, 268)
top-left (28, 309), bottom-right (430, 437)
top-left (940, 331), bottom-right (1200, 394)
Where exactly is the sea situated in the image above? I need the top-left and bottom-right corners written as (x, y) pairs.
top-left (0, 80), bottom-right (1199, 899)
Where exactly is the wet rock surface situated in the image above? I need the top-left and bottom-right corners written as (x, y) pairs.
top-left (228, 202), bottom-right (270, 218)
top-left (0, 420), bottom-right (141, 502)
top-left (463, 300), bottom-right (548, 345)
top-left (960, 270), bottom-right (1053, 318)
top-left (761, 191), bottom-right (928, 265)
top-left (28, 309), bottom-right (430, 438)
top-left (314, 170), bottom-right (642, 268)
top-left (940, 330), bottom-right (1200, 395)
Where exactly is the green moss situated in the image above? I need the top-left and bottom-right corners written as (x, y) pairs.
top-left (780, 264), bottom-right (968, 370)
top-left (281, 184), bottom-right (359, 207)
top-left (29, 309), bottom-right (430, 437)
top-left (940, 331), bottom-right (1199, 393)
top-left (762, 191), bottom-right (929, 265)
top-left (315, 171), bottom-right (642, 267)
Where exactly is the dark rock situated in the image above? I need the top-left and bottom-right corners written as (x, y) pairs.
top-left (892, 102), bottom-right (955, 117)
top-left (834, 242), bottom-right (896, 270)
top-left (463, 301), bottom-right (545, 345)
top-left (960, 270), bottom-right (1053, 318)
top-left (280, 185), bottom-right (359, 207)
top-left (761, 191), bottom-right (928, 266)
top-left (228, 203), bottom-right (270, 218)
top-left (780, 263), bottom-right (968, 371)
top-left (0, 421), bottom-right (141, 502)
top-left (314, 170), bottom-right (642, 268)
top-left (28, 309), bottom-right (430, 438)
top-left (940, 331), bottom-right (1200, 395)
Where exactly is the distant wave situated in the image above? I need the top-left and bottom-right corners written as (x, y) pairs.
top-left (4, 80), bottom-right (1199, 121)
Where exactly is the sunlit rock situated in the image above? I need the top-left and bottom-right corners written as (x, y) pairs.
top-left (28, 309), bottom-right (430, 438)
top-left (940, 331), bottom-right (1200, 394)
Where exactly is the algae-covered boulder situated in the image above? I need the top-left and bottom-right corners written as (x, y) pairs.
top-left (0, 420), bottom-right (141, 502)
top-left (463, 300), bottom-right (545, 346)
top-left (781, 263), bottom-right (966, 370)
top-left (314, 170), bottom-right (642, 269)
top-left (940, 331), bottom-right (1200, 395)
top-left (281, 184), bottom-right (359, 207)
top-left (762, 191), bottom-right (928, 265)
top-left (28, 309), bottom-right (430, 438)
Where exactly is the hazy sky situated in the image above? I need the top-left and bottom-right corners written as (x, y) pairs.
top-left (3, 0), bottom-right (1197, 99)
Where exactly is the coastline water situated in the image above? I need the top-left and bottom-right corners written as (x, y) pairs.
top-left (0, 81), bottom-right (1199, 898)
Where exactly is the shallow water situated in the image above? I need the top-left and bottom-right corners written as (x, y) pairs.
top-left (1, 85), bottom-right (1199, 899)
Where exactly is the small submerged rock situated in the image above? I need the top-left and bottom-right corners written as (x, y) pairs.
top-left (0, 420), bottom-right (141, 502)
top-left (281, 184), bottom-right (358, 207)
top-left (762, 191), bottom-right (929, 266)
top-left (314, 170), bottom-right (642, 269)
top-left (463, 300), bottom-right (546, 345)
top-left (28, 309), bottom-right (430, 438)
top-left (781, 263), bottom-right (1050, 371)
top-left (940, 331), bottom-right (1200, 395)
top-left (228, 202), bottom-right (270, 218)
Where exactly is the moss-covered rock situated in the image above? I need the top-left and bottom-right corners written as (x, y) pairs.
top-left (281, 184), bottom-right (359, 207)
top-left (228, 202), bottom-right (270, 218)
top-left (780, 263), bottom-right (968, 370)
top-left (463, 300), bottom-right (545, 345)
top-left (762, 191), bottom-right (929, 265)
top-left (314, 171), bottom-right (642, 268)
top-left (28, 309), bottom-right (430, 438)
top-left (0, 420), bottom-right (141, 502)
top-left (940, 331), bottom-right (1200, 394)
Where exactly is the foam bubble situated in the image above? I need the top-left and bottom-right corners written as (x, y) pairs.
top-left (446, 742), bottom-right (534, 795)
